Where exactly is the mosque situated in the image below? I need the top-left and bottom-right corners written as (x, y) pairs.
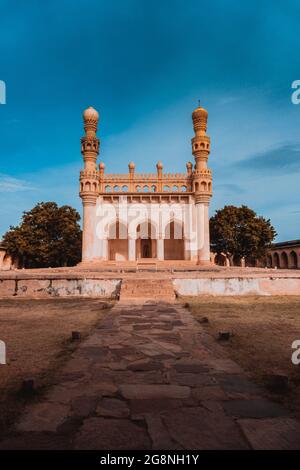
top-left (0, 104), bottom-right (299, 271)
top-left (79, 104), bottom-right (212, 266)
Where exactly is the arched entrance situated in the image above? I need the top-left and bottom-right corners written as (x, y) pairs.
top-left (273, 252), bottom-right (279, 268)
top-left (108, 221), bottom-right (128, 261)
top-left (141, 239), bottom-right (152, 258)
top-left (280, 251), bottom-right (288, 269)
top-left (164, 221), bottom-right (184, 260)
top-left (215, 253), bottom-right (227, 266)
top-left (266, 255), bottom-right (272, 268)
top-left (289, 251), bottom-right (298, 269)
top-left (136, 222), bottom-right (157, 259)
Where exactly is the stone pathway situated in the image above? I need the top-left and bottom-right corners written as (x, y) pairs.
top-left (1, 301), bottom-right (300, 450)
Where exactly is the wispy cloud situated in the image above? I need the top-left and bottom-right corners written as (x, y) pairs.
top-left (217, 95), bottom-right (241, 106)
top-left (0, 174), bottom-right (36, 192)
top-left (233, 143), bottom-right (300, 174)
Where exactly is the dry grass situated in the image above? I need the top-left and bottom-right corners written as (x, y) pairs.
top-left (185, 296), bottom-right (300, 411)
top-left (0, 298), bottom-right (112, 435)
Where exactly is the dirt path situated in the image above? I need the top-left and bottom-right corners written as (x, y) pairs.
top-left (1, 301), bottom-right (300, 450)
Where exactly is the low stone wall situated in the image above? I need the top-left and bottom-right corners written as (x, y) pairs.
top-left (173, 277), bottom-right (300, 296)
top-left (0, 278), bottom-right (121, 299)
top-left (0, 273), bottom-right (299, 298)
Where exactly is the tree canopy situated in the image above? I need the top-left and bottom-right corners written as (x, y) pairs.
top-left (2, 202), bottom-right (82, 268)
top-left (210, 205), bottom-right (276, 265)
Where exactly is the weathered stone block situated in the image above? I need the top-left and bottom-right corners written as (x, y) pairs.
top-left (17, 279), bottom-right (50, 297)
top-left (0, 279), bottom-right (15, 297)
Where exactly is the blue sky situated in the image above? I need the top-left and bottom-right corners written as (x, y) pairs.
top-left (0, 0), bottom-right (299, 241)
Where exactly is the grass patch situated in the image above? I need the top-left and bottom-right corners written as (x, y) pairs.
top-left (0, 298), bottom-right (112, 437)
top-left (184, 296), bottom-right (300, 412)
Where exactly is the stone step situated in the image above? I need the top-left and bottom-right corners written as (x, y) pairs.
top-left (122, 283), bottom-right (173, 286)
top-left (122, 285), bottom-right (174, 291)
top-left (120, 278), bottom-right (176, 301)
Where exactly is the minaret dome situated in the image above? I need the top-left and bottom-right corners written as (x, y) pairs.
top-left (192, 105), bottom-right (208, 134)
top-left (83, 106), bottom-right (99, 122)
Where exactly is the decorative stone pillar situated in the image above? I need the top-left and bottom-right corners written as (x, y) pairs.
top-left (99, 238), bottom-right (108, 260)
top-left (82, 199), bottom-right (96, 262)
top-left (191, 103), bottom-right (213, 265)
top-left (128, 237), bottom-right (136, 261)
top-left (183, 235), bottom-right (190, 260)
top-left (195, 202), bottom-right (210, 263)
top-left (79, 106), bottom-right (100, 263)
top-left (157, 237), bottom-right (164, 260)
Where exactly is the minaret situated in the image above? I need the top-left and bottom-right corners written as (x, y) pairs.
top-left (191, 104), bottom-right (212, 264)
top-left (79, 106), bottom-right (100, 262)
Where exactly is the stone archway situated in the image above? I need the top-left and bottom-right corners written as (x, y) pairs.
top-left (108, 221), bottom-right (128, 261)
top-left (280, 251), bottom-right (288, 269)
top-left (289, 250), bottom-right (298, 269)
top-left (164, 221), bottom-right (184, 260)
top-left (136, 221), bottom-right (157, 260)
top-left (273, 252), bottom-right (280, 268)
top-left (141, 239), bottom-right (152, 258)
top-left (215, 253), bottom-right (227, 266)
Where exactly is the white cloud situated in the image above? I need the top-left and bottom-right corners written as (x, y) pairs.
top-left (0, 174), bottom-right (36, 192)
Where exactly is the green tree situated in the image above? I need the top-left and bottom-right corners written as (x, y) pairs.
top-left (2, 202), bottom-right (82, 268)
top-left (210, 205), bottom-right (276, 266)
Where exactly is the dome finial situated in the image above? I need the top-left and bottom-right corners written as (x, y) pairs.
top-left (83, 106), bottom-right (99, 137)
top-left (83, 106), bottom-right (99, 122)
top-left (192, 102), bottom-right (208, 134)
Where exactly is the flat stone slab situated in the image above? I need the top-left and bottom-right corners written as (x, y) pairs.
top-left (127, 359), bottom-right (164, 371)
top-left (173, 362), bottom-right (210, 373)
top-left (145, 414), bottom-right (179, 450)
top-left (161, 407), bottom-right (249, 450)
top-left (238, 417), bottom-right (300, 449)
top-left (204, 359), bottom-right (244, 374)
top-left (192, 385), bottom-right (228, 402)
top-left (217, 374), bottom-right (263, 397)
top-left (74, 418), bottom-right (151, 450)
top-left (223, 398), bottom-right (289, 419)
top-left (96, 398), bottom-right (130, 418)
top-left (169, 372), bottom-right (217, 387)
top-left (119, 384), bottom-right (191, 400)
top-left (130, 398), bottom-right (182, 417)
top-left (71, 395), bottom-right (98, 418)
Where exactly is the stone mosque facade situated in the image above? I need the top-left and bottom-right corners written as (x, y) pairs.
top-left (1, 104), bottom-right (299, 271)
top-left (79, 105), bottom-right (212, 265)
